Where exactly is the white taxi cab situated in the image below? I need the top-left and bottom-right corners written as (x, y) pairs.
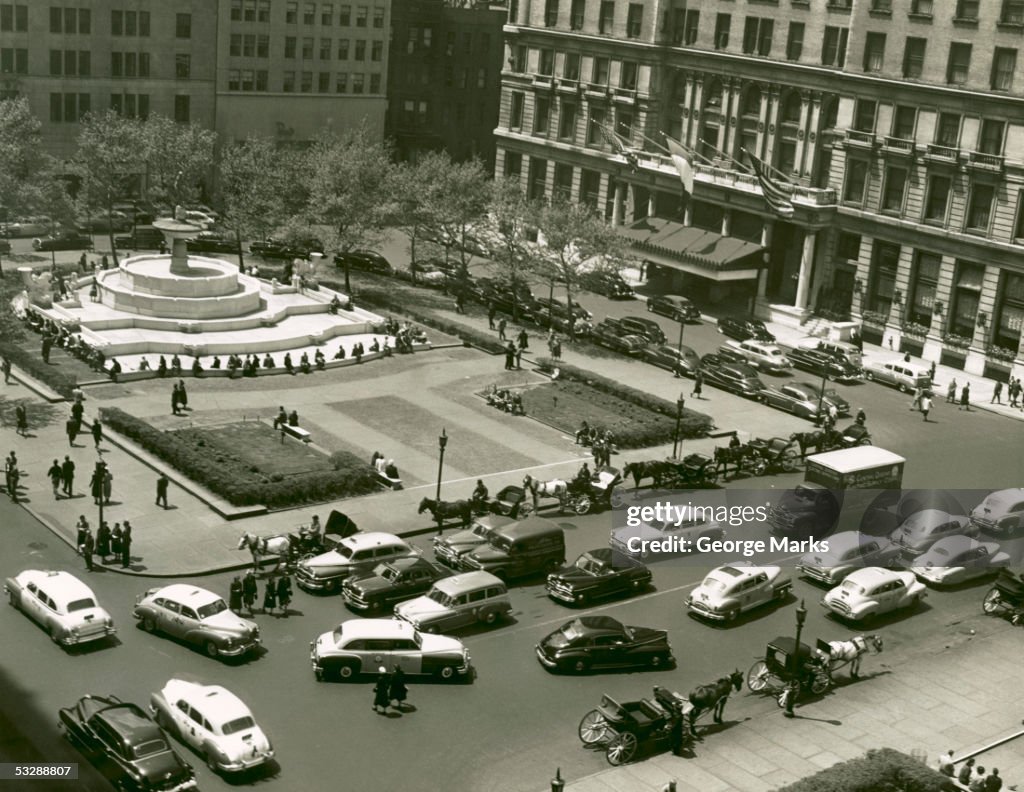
top-left (4, 570), bottom-right (116, 646)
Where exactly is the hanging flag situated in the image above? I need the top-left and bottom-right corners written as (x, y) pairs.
top-left (664, 135), bottom-right (695, 200)
top-left (597, 122), bottom-right (639, 172)
top-left (744, 150), bottom-right (795, 219)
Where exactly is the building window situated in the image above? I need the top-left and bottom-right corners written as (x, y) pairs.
top-left (355, 40), bottom-right (365, 60)
top-left (965, 183), bottom-right (995, 232)
top-left (256, 70), bottom-right (268, 90)
top-left (891, 105), bottom-right (916, 139)
top-left (285, 37), bottom-right (296, 57)
top-left (242, 34), bottom-right (256, 56)
top-left (1002, 0), bottom-right (1024, 23)
top-left (553, 163), bottom-right (573, 200)
top-left (317, 71), bottom-right (330, 92)
top-left (626, 4), bottom-right (642, 37)
top-left (956, 0), bottom-right (978, 19)
top-left (946, 42), bottom-right (971, 85)
top-left (620, 61), bottom-right (637, 90)
top-left (598, 1), bottom-right (614, 33)
top-left (714, 13), bottom-right (730, 49)
top-left (910, 0), bottom-right (933, 15)
top-left (908, 252), bottom-right (941, 326)
top-left (683, 10), bottom-right (699, 45)
top-left (853, 99), bottom-right (876, 133)
top-left (991, 47), bottom-right (1017, 90)
top-left (529, 157), bottom-right (547, 200)
top-left (512, 44), bottom-right (526, 71)
top-left (587, 106), bottom-right (606, 145)
top-left (559, 101), bottom-right (577, 139)
top-left (111, 52), bottom-right (122, 77)
top-left (935, 113), bottom-right (960, 146)
top-left (300, 71), bottom-right (313, 92)
top-left (881, 167), bottom-right (907, 212)
top-left (863, 31), bottom-right (885, 72)
top-left (564, 52), bottom-right (580, 80)
top-left (786, 22), bottom-right (804, 61)
top-left (286, 1), bottom-right (298, 22)
top-left (836, 232), bottom-right (861, 261)
top-left (176, 13), bottom-right (191, 38)
top-left (336, 72), bottom-right (348, 92)
top-left (923, 175), bottom-right (951, 222)
top-left (283, 71), bottom-right (295, 91)
top-left (994, 271), bottom-right (1024, 352)
top-left (258, 34), bottom-right (270, 57)
top-left (477, 67), bottom-right (486, 87)
top-left (843, 158), bottom-right (868, 203)
top-left (258, 0), bottom-right (270, 21)
top-left (544, 0), bottom-right (558, 27)
top-left (903, 37), bottom-right (926, 78)
top-left (868, 242), bottom-right (900, 315)
top-left (370, 73), bottom-right (380, 92)
top-left (231, 0), bottom-right (242, 21)
top-left (174, 95), bottom-right (190, 123)
top-left (538, 48), bottom-right (554, 75)
top-left (580, 169), bottom-right (600, 210)
top-left (570, 0), bottom-right (584, 29)
top-left (320, 38), bottom-right (332, 59)
top-left (950, 261), bottom-right (984, 336)
top-left (822, 26), bottom-right (848, 67)
top-left (743, 18), bottom-right (774, 56)
top-left (504, 151), bottom-right (523, 178)
top-left (338, 4), bottom-right (350, 24)
top-left (0, 48), bottom-right (28, 75)
top-left (338, 39), bottom-right (349, 59)
top-left (509, 92), bottom-right (524, 128)
top-left (356, 6), bottom-right (367, 26)
top-left (230, 34), bottom-right (242, 57)
top-left (592, 56), bottom-right (609, 84)
top-left (373, 7), bottom-right (384, 27)
top-left (979, 119), bottom-right (1005, 155)
top-left (372, 41), bottom-right (382, 61)
top-left (303, 37), bottom-right (314, 58)
top-left (616, 107), bottom-right (633, 140)
top-left (228, 69), bottom-right (240, 90)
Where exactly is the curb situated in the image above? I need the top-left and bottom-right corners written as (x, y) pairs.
top-left (10, 367), bottom-right (68, 403)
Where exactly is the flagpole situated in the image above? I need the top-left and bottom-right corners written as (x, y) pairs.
top-left (658, 132), bottom-right (715, 167)
top-left (696, 138), bottom-right (754, 174)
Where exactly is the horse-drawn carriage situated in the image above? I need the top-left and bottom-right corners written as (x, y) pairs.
top-left (238, 510), bottom-right (358, 570)
top-left (623, 455), bottom-right (718, 490)
top-left (525, 467), bottom-right (623, 515)
top-left (578, 690), bottom-right (690, 766)
top-left (746, 437), bottom-right (801, 476)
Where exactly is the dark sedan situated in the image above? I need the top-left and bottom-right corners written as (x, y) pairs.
top-left (341, 556), bottom-right (446, 612)
top-left (591, 321), bottom-right (647, 356)
top-left (787, 347), bottom-right (862, 382)
top-left (700, 354), bottom-right (766, 398)
top-left (758, 383), bottom-right (824, 420)
top-left (717, 315), bottom-right (776, 342)
top-left (335, 250), bottom-right (393, 275)
top-left (797, 381), bottom-right (851, 415)
top-left (546, 549), bottom-right (652, 606)
top-left (250, 238), bottom-right (323, 260)
top-left (535, 296), bottom-right (592, 322)
top-left (535, 615), bottom-right (673, 673)
top-left (580, 271), bottom-right (634, 299)
top-left (115, 228), bottom-right (166, 250)
top-left (32, 231), bottom-right (93, 251)
top-left (647, 294), bottom-right (701, 322)
top-left (644, 343), bottom-right (701, 376)
top-left (186, 233), bottom-right (237, 254)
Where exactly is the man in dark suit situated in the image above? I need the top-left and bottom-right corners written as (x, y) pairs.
top-left (82, 530), bottom-right (95, 572)
top-left (121, 521), bottom-right (132, 568)
top-left (61, 456), bottom-right (75, 496)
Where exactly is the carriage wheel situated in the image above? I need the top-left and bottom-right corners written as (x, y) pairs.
top-left (573, 496), bottom-right (592, 515)
top-left (809, 672), bottom-right (831, 695)
top-left (605, 732), bottom-right (638, 766)
top-left (982, 588), bottom-right (1002, 614)
top-left (746, 661), bottom-right (770, 692)
top-left (780, 449), bottom-right (799, 473)
top-left (749, 459), bottom-right (767, 477)
top-left (518, 501), bottom-right (534, 517)
top-left (578, 710), bottom-right (610, 745)
top-left (858, 437), bottom-right (872, 446)
top-left (702, 467), bottom-right (719, 486)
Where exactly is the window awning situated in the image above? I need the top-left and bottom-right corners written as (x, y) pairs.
top-left (618, 217), bottom-right (766, 281)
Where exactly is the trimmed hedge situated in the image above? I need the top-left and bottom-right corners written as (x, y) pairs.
top-left (100, 407), bottom-right (381, 508)
top-left (774, 748), bottom-right (956, 792)
top-left (0, 340), bottom-right (79, 398)
top-left (535, 357), bottom-right (712, 439)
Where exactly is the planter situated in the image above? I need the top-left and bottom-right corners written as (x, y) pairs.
top-left (940, 349), bottom-right (966, 370)
top-left (984, 362), bottom-right (1011, 383)
top-left (899, 337), bottom-right (924, 357)
top-left (862, 324), bottom-right (884, 346)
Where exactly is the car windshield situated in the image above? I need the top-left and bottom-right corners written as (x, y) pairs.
top-left (67, 598), bottom-right (96, 612)
top-left (336, 544), bottom-right (354, 560)
top-left (197, 599), bottom-right (228, 620)
top-left (472, 523), bottom-right (492, 538)
top-left (133, 739), bottom-right (169, 759)
top-left (489, 536), bottom-right (513, 553)
top-left (380, 564), bottom-right (400, 582)
top-left (841, 580), bottom-right (865, 595)
top-left (426, 587), bottom-right (453, 607)
top-left (221, 716), bottom-right (256, 735)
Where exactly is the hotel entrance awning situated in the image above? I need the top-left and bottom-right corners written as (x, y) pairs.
top-left (617, 217), bottom-right (765, 281)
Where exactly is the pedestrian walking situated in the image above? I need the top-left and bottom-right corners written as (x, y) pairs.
top-left (691, 371), bottom-right (704, 399)
top-left (171, 382), bottom-right (181, 415)
top-left (389, 664), bottom-right (408, 710)
top-left (65, 418), bottom-right (79, 447)
top-left (15, 403), bottom-right (28, 437)
top-left (41, 336), bottom-right (51, 364)
top-left (514, 345), bottom-right (523, 370)
top-left (263, 576), bottom-right (277, 615)
top-left (959, 383), bottom-right (971, 411)
top-left (276, 574), bottom-right (292, 616)
top-left (102, 467), bottom-right (113, 504)
top-left (110, 523), bottom-right (123, 559)
top-left (82, 530), bottom-right (94, 572)
top-left (96, 521), bottom-right (110, 562)
top-left (946, 379), bottom-right (958, 403)
top-left (487, 302), bottom-right (496, 330)
top-left (552, 337), bottom-right (562, 360)
top-left (47, 459), bottom-right (62, 498)
top-left (76, 516), bottom-right (89, 552)
top-left (1010, 378), bottom-right (1021, 408)
top-left (992, 380), bottom-right (1003, 404)
top-left (497, 318), bottom-right (507, 341)
top-left (71, 399), bottom-right (84, 425)
top-left (373, 668), bottom-right (391, 714)
top-left (959, 758), bottom-right (977, 786)
top-left (985, 768), bottom-right (1003, 792)
top-left (177, 380), bottom-right (188, 410)
top-left (120, 521), bottom-right (132, 568)
top-left (921, 394), bottom-right (933, 422)
top-left (937, 749), bottom-right (955, 777)
top-left (229, 577), bottom-right (243, 613)
top-left (517, 328), bottom-right (529, 350)
top-left (504, 342), bottom-right (516, 371)
top-left (242, 571), bottom-right (258, 615)
top-left (90, 465), bottom-right (104, 505)
top-left (928, 360), bottom-right (937, 382)
top-left (1, 356), bottom-right (11, 384)
top-left (155, 473), bottom-right (169, 509)
top-left (91, 419), bottom-right (103, 450)
top-left (61, 456), bottom-right (75, 496)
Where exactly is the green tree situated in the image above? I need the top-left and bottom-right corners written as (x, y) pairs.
top-left (300, 123), bottom-right (395, 293)
top-left (390, 153), bottom-right (448, 284)
top-left (141, 115), bottom-right (217, 211)
top-left (422, 154), bottom-right (490, 294)
top-left (482, 178), bottom-right (539, 323)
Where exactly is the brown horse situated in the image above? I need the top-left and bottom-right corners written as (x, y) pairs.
top-left (623, 460), bottom-right (673, 490)
top-left (789, 430), bottom-right (825, 457)
top-left (417, 497), bottom-right (472, 529)
top-left (688, 669), bottom-right (744, 736)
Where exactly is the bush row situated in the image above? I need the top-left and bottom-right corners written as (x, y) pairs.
top-left (774, 748), bottom-right (955, 792)
top-left (99, 407), bottom-right (381, 508)
top-left (0, 339), bottom-right (79, 398)
top-left (534, 357), bottom-right (713, 439)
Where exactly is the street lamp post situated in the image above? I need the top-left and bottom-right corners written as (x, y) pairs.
top-left (784, 600), bottom-right (808, 717)
top-left (816, 362), bottom-right (828, 423)
top-left (435, 428), bottom-right (448, 535)
top-left (672, 393), bottom-right (685, 459)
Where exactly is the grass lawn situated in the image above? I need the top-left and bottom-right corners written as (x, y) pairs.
top-left (521, 381), bottom-right (675, 449)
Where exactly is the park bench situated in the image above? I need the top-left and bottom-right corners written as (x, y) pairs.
top-left (282, 424), bottom-right (311, 443)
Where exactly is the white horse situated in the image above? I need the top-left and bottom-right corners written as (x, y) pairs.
top-left (821, 634), bottom-right (883, 678)
top-left (523, 474), bottom-right (568, 512)
top-left (237, 532), bottom-right (292, 570)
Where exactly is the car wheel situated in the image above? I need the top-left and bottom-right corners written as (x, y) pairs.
top-left (426, 624), bottom-right (441, 634)
top-left (724, 608), bottom-right (739, 622)
top-left (898, 383), bottom-right (909, 393)
top-left (717, 325), bottom-right (724, 334)
top-left (646, 303), bottom-right (654, 312)
top-left (982, 588), bottom-right (1001, 614)
top-left (571, 658), bottom-right (590, 674)
top-left (50, 625), bottom-right (62, 644)
top-left (204, 641), bottom-right (220, 658)
top-left (325, 578), bottom-right (341, 594)
top-left (649, 654), bottom-right (667, 669)
top-left (338, 662), bottom-right (357, 680)
top-left (864, 371), bottom-right (874, 381)
top-left (480, 610), bottom-right (498, 626)
top-left (142, 616), bottom-right (156, 633)
top-left (438, 665), bottom-right (455, 681)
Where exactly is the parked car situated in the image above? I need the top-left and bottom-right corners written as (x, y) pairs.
top-left (644, 343), bottom-right (701, 376)
top-left (4, 569), bottom-right (116, 647)
top-left (311, 617), bottom-right (471, 681)
top-left (59, 694), bottom-right (198, 791)
top-left (296, 532), bottom-right (418, 593)
top-left (433, 515), bottom-right (512, 569)
top-left (723, 339), bottom-right (792, 374)
top-left (546, 549), bottom-right (652, 605)
top-left (889, 509), bottom-right (975, 560)
top-left (796, 337), bottom-right (863, 369)
top-left (911, 536), bottom-right (1011, 587)
top-left (150, 679), bottom-right (273, 774)
top-left (394, 570), bottom-right (511, 632)
top-left (334, 249), bottom-right (393, 275)
top-left (647, 294), bottom-right (701, 322)
top-left (591, 320), bottom-right (647, 356)
top-left (758, 382), bottom-right (824, 420)
top-left (250, 237), bottom-right (322, 260)
top-left (181, 209), bottom-right (216, 229)
top-left (787, 347), bottom-right (862, 382)
top-left (0, 238), bottom-right (10, 255)
top-left (410, 259), bottom-right (447, 287)
top-left (133, 584), bottom-right (261, 658)
top-left (534, 296), bottom-right (592, 322)
top-left (112, 201), bottom-right (156, 225)
top-left (535, 616), bottom-right (673, 673)
top-left (33, 230), bottom-right (93, 251)
top-left (459, 516), bottom-right (565, 580)
top-left (77, 210), bottom-right (132, 233)
top-left (797, 532), bottom-right (904, 586)
top-left (822, 567), bottom-right (927, 622)
top-left (795, 381), bottom-right (850, 415)
top-left (699, 355), bottom-right (766, 398)
top-left (341, 556), bottom-right (447, 612)
top-left (115, 228), bottom-right (166, 250)
top-left (716, 315), bottom-right (775, 342)
top-left (581, 271), bottom-right (634, 299)
top-left (687, 564), bottom-right (792, 622)
top-left (186, 232), bottom-right (237, 254)
top-left (619, 315), bottom-right (667, 344)
top-left (969, 489), bottom-right (1024, 538)
top-left (611, 513), bottom-right (724, 561)
top-left (3, 215), bottom-right (53, 237)
top-left (862, 359), bottom-right (932, 393)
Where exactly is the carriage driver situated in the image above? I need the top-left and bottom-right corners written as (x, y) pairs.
top-left (299, 515), bottom-right (322, 550)
top-left (574, 462), bottom-right (591, 487)
top-left (471, 479), bottom-right (489, 508)
top-left (729, 433), bottom-right (741, 448)
top-left (574, 420), bottom-right (590, 445)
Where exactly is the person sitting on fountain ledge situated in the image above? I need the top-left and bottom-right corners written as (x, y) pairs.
top-left (384, 459), bottom-right (400, 480)
top-left (315, 350), bottom-right (326, 370)
top-left (300, 352), bottom-right (311, 374)
top-left (170, 355), bottom-right (182, 376)
top-left (158, 356), bottom-right (168, 377)
top-left (288, 410), bottom-right (299, 427)
top-left (108, 359), bottom-right (122, 382)
top-left (137, 357), bottom-right (151, 371)
top-left (211, 356), bottom-right (221, 369)
top-left (192, 358), bottom-right (203, 377)
top-left (262, 353), bottom-right (274, 368)
top-left (329, 295), bottom-right (341, 314)
top-left (273, 406), bottom-right (288, 430)
top-left (370, 338), bottom-right (380, 353)
top-left (284, 353), bottom-right (294, 374)
top-left (333, 345), bottom-right (346, 360)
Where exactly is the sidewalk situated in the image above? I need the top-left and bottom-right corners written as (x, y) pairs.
top-left (548, 620), bottom-right (1024, 792)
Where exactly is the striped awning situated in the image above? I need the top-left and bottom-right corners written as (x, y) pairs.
top-left (618, 217), bottom-right (765, 279)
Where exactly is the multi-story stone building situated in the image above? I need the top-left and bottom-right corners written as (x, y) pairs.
top-left (496, 0), bottom-right (1024, 379)
top-left (387, 0), bottom-right (505, 167)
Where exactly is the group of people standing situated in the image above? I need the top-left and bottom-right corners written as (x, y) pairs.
top-left (170, 380), bottom-right (189, 415)
top-left (75, 516), bottom-right (132, 571)
top-left (992, 376), bottom-right (1024, 408)
top-left (229, 571), bottom-right (293, 617)
top-left (938, 751), bottom-right (1003, 792)
top-left (372, 664), bottom-right (409, 714)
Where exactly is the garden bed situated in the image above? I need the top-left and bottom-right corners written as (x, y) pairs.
top-left (100, 408), bottom-right (380, 507)
top-left (775, 747), bottom-right (954, 792)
